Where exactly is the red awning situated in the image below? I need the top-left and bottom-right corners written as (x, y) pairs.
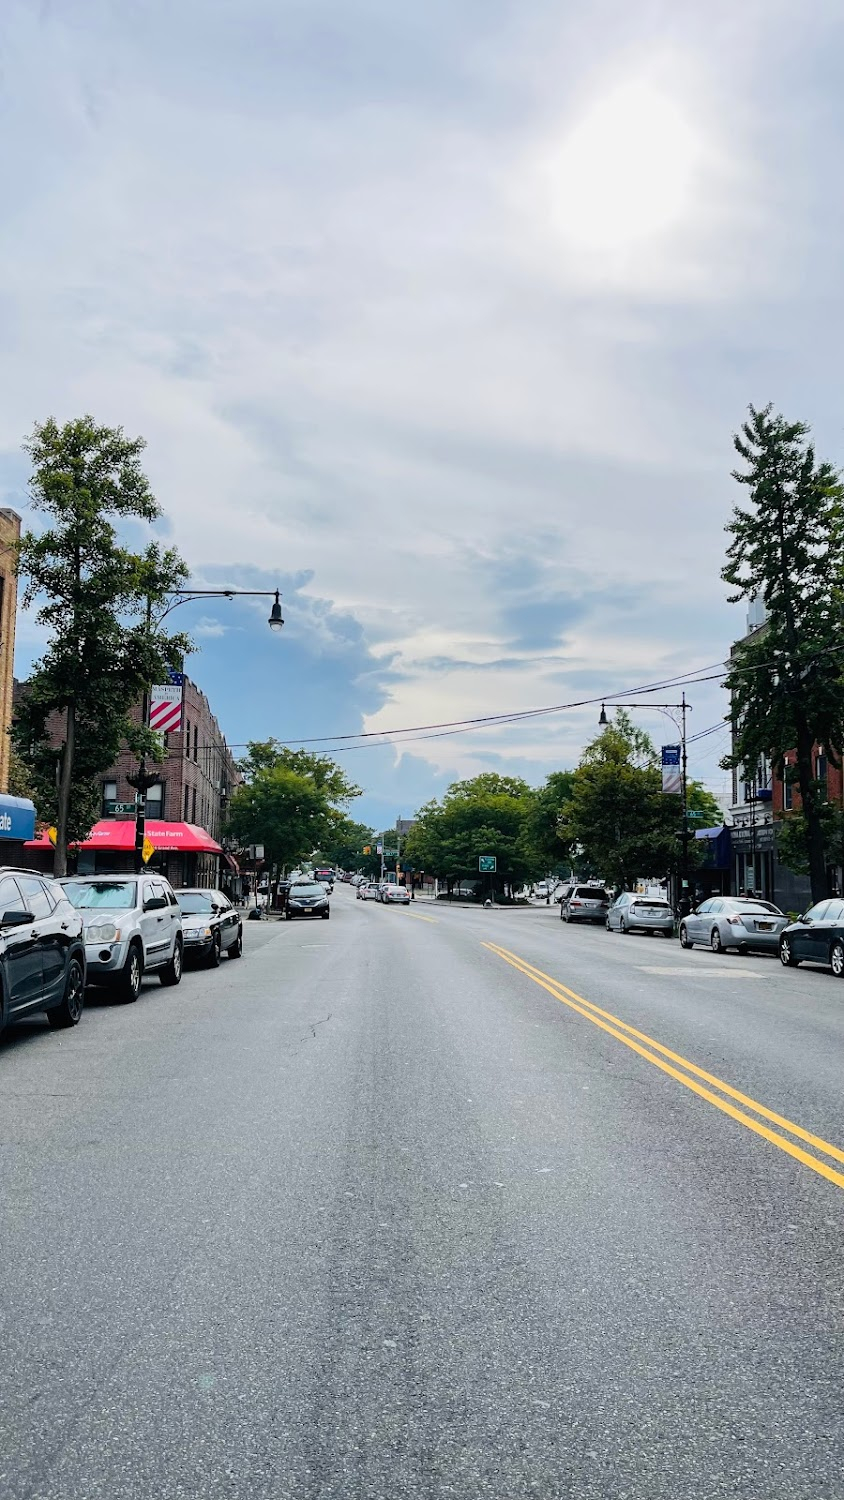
top-left (25, 820), bottom-right (223, 854)
top-left (223, 853), bottom-right (240, 873)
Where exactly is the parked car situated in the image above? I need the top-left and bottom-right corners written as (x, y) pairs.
top-left (350, 874), bottom-right (366, 887)
top-left (59, 873), bottom-right (183, 1001)
top-left (175, 888), bottom-right (243, 965)
top-left (560, 886), bottom-right (611, 923)
top-left (286, 881), bottom-right (330, 920)
top-left (679, 896), bottom-right (788, 955)
top-left (0, 869), bottom-right (86, 1035)
top-left (381, 885), bottom-right (411, 906)
top-left (779, 897), bottom-right (844, 974)
top-left (359, 882), bottom-right (380, 902)
top-left (607, 892), bottom-right (675, 937)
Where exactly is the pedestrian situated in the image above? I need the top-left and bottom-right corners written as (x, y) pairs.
top-left (676, 892), bottom-right (692, 920)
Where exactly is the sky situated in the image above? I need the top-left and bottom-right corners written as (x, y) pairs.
top-left (2, 0), bottom-right (843, 830)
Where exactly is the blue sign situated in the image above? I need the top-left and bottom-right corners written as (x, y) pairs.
top-left (0, 795), bottom-right (36, 841)
top-left (661, 745), bottom-right (681, 767)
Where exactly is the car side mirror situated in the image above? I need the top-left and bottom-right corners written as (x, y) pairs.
top-left (1, 908), bottom-right (34, 927)
top-left (799, 913), bottom-right (809, 924)
top-left (144, 896), bottom-right (166, 912)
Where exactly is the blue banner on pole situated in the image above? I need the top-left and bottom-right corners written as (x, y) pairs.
top-left (661, 745), bottom-right (681, 795)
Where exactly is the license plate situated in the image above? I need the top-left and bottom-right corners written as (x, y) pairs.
top-left (756, 921), bottom-right (773, 930)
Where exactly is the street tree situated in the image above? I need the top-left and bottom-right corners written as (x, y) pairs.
top-left (405, 773), bottom-right (542, 898)
top-left (518, 770), bottom-right (576, 875)
top-left (316, 817), bottom-right (375, 871)
top-left (14, 416), bottom-right (190, 875)
top-left (721, 404), bottom-right (844, 903)
top-left (227, 742), bottom-right (362, 872)
top-left (561, 712), bottom-right (708, 891)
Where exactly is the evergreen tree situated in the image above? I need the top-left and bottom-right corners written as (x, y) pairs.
top-left (721, 405), bottom-right (844, 902)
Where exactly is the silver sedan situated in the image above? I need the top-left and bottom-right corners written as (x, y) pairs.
top-left (679, 896), bottom-right (788, 954)
top-left (606, 892), bottom-right (674, 937)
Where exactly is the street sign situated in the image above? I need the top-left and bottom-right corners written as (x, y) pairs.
top-left (479, 855), bottom-right (496, 872)
top-left (141, 836), bottom-right (155, 864)
top-left (114, 802), bottom-right (136, 816)
top-left (47, 826), bottom-right (57, 846)
top-left (384, 848), bottom-right (398, 858)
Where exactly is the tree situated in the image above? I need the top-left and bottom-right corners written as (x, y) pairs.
top-left (776, 806), bottom-right (844, 886)
top-left (722, 404), bottom-right (844, 902)
top-left (518, 771), bottom-right (576, 874)
top-left (316, 816), bottom-right (375, 870)
top-left (14, 417), bottom-right (190, 875)
top-left (236, 740), bottom-right (361, 806)
top-left (561, 712), bottom-right (688, 891)
top-left (226, 742), bottom-right (362, 871)
top-left (405, 773), bottom-right (542, 898)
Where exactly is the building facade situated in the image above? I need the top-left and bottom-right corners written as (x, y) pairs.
top-left (97, 677), bottom-right (240, 887)
top-left (0, 508), bottom-right (21, 794)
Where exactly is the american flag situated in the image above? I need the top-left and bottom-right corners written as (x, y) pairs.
top-left (168, 670), bottom-right (185, 686)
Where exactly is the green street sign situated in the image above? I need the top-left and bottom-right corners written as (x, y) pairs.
top-left (113, 802), bottom-right (137, 815)
top-left (479, 855), bottom-right (497, 872)
top-left (384, 848), bottom-right (398, 858)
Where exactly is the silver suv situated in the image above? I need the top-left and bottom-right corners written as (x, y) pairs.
top-left (59, 874), bottom-right (183, 1002)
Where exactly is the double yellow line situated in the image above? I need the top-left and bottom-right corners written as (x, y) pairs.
top-left (483, 941), bottom-right (844, 1192)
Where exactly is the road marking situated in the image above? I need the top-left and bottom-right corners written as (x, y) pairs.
top-left (637, 965), bottom-right (763, 978)
top-left (409, 914), bottom-right (438, 923)
top-left (483, 941), bottom-right (844, 1192)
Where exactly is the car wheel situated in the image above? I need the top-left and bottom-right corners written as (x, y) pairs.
top-left (619, 917), bottom-right (627, 935)
top-left (47, 956), bottom-right (85, 1030)
top-left (322, 911), bottom-right (330, 920)
top-left (117, 943), bottom-right (143, 1003)
top-left (710, 927), bottom-right (724, 954)
top-left (207, 932), bottom-right (221, 968)
top-left (831, 940), bottom-right (844, 978)
top-left (229, 928), bottom-right (243, 958)
top-left (159, 937), bottom-right (183, 987)
top-left (779, 935), bottom-right (798, 967)
top-left (679, 923), bottom-right (691, 949)
top-left (285, 910), bottom-right (293, 921)
top-left (605, 917), bottom-right (612, 931)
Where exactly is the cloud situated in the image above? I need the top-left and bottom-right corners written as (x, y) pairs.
top-left (0, 0), bottom-right (839, 824)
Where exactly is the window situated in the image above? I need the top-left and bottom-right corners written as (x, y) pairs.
top-left (825, 900), bottom-right (844, 923)
top-left (805, 901), bottom-right (830, 922)
top-left (16, 875), bottom-right (55, 919)
top-left (191, 786), bottom-right (197, 823)
top-left (193, 724), bottom-right (199, 763)
top-left (146, 782), bottom-right (164, 819)
top-left (816, 751), bottom-right (828, 802)
top-left (184, 785), bottom-right (190, 822)
top-left (0, 876), bottom-right (22, 912)
top-left (102, 779), bottom-right (118, 816)
top-left (783, 762), bottom-right (793, 811)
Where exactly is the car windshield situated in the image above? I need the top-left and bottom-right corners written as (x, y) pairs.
top-left (291, 884), bottom-right (324, 897)
top-left (634, 899), bottom-right (670, 908)
top-left (178, 893), bottom-right (214, 914)
top-left (63, 881), bottom-right (138, 910)
top-left (731, 900), bottom-right (783, 915)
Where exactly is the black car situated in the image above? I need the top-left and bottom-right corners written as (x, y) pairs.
top-left (779, 897), bottom-right (844, 976)
top-left (0, 869), bottom-right (87, 1036)
top-left (175, 888), bottom-right (243, 966)
top-left (285, 881), bottom-right (330, 920)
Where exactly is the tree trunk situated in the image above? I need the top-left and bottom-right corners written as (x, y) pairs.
top-left (54, 702), bottom-right (75, 878)
top-left (794, 714), bottom-right (828, 903)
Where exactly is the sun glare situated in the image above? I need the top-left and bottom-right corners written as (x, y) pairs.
top-left (545, 80), bottom-right (705, 253)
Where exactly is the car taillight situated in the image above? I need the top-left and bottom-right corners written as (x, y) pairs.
top-left (726, 915), bottom-right (743, 926)
top-left (570, 900), bottom-right (582, 907)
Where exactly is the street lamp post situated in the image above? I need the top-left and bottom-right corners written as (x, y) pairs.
top-left (131, 588), bottom-right (284, 873)
top-left (598, 693), bottom-right (691, 901)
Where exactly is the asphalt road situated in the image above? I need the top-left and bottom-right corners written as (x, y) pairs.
top-left (2, 886), bottom-right (843, 1499)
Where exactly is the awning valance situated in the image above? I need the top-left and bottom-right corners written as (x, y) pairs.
top-left (25, 820), bottom-right (222, 854)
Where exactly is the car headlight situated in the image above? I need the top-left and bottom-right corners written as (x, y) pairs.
top-left (86, 922), bottom-right (120, 943)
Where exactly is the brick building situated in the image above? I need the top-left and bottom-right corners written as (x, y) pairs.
top-left (0, 508), bottom-right (21, 794)
top-left (17, 674), bottom-right (241, 889)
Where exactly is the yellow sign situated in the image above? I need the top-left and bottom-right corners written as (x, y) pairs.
top-left (142, 836), bottom-right (155, 864)
top-left (47, 826), bottom-right (57, 846)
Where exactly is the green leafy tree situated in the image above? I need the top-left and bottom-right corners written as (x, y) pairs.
top-left (14, 416), bottom-right (190, 875)
top-left (561, 712), bottom-right (693, 891)
top-left (316, 817), bottom-right (375, 870)
top-left (518, 770), bottom-right (576, 874)
top-left (227, 742), bottom-right (362, 871)
top-left (776, 805), bottom-right (844, 885)
top-left (721, 404), bottom-right (844, 902)
top-left (405, 773), bottom-right (542, 897)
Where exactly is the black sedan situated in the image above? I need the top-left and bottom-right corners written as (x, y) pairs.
top-left (0, 867), bottom-right (87, 1035)
top-left (285, 882), bottom-right (330, 921)
top-left (779, 897), bottom-right (844, 976)
top-left (175, 888), bottom-right (243, 966)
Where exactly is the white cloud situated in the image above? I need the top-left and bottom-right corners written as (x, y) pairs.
top-left (0, 0), bottom-right (839, 802)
